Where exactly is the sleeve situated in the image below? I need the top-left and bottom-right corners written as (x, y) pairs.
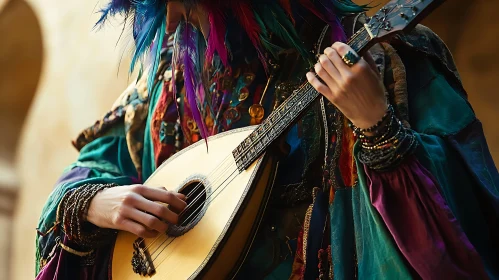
top-left (355, 42), bottom-right (499, 278)
top-left (35, 74), bottom-right (150, 274)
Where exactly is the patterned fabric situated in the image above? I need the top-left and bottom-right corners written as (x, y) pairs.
top-left (34, 14), bottom-right (499, 280)
top-left (72, 73), bottom-right (150, 179)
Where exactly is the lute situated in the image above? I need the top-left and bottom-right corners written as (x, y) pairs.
top-left (112, 0), bottom-right (446, 279)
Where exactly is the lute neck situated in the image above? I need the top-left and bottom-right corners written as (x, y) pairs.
top-left (232, 0), bottom-right (447, 171)
top-left (232, 26), bottom-right (372, 172)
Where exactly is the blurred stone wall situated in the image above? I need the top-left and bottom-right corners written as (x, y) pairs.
top-left (1, 0), bottom-right (133, 279)
top-left (1, 1), bottom-right (497, 280)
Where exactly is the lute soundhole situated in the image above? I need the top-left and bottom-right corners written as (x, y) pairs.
top-left (167, 178), bottom-right (209, 237)
top-left (131, 178), bottom-right (210, 277)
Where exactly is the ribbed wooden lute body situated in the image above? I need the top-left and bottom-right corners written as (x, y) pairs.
top-left (112, 126), bottom-right (280, 279)
top-left (111, 1), bottom-right (444, 278)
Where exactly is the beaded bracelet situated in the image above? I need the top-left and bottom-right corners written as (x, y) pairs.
top-left (58, 183), bottom-right (118, 249)
top-left (349, 105), bottom-right (394, 136)
top-left (358, 121), bottom-right (418, 171)
top-left (350, 104), bottom-right (418, 171)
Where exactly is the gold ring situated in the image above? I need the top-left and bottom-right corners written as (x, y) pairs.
top-left (341, 51), bottom-right (360, 67)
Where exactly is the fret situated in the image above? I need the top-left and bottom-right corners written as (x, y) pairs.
top-left (348, 27), bottom-right (371, 54)
top-left (232, 0), bottom-right (445, 172)
top-left (234, 82), bottom-right (321, 171)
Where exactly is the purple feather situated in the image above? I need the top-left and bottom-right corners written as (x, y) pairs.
top-left (197, 83), bottom-right (206, 109)
top-left (173, 22), bottom-right (209, 146)
top-left (206, 10), bottom-right (229, 67)
top-left (330, 14), bottom-right (347, 43)
top-left (317, 0), bottom-right (346, 43)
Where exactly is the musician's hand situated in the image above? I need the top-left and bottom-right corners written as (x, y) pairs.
top-left (86, 185), bottom-right (187, 238)
top-left (306, 42), bottom-right (388, 129)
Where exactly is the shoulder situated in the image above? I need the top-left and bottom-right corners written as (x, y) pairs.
top-left (343, 14), bottom-right (463, 92)
top-left (393, 24), bottom-right (462, 86)
top-left (72, 58), bottom-right (169, 151)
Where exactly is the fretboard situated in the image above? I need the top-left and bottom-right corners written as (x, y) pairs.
top-left (232, 0), bottom-right (445, 171)
top-left (232, 28), bottom-right (370, 171)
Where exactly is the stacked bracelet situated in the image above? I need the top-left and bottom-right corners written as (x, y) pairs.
top-left (350, 105), bottom-right (418, 171)
top-left (58, 183), bottom-right (118, 249)
top-left (349, 105), bottom-right (395, 138)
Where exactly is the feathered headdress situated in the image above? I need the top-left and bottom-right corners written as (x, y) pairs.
top-left (96, 0), bottom-right (367, 140)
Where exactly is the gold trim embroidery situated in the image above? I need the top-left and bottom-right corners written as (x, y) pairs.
top-left (302, 187), bottom-right (319, 270)
top-left (57, 239), bottom-right (94, 257)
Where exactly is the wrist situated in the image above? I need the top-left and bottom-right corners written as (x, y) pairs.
top-left (356, 112), bottom-right (418, 171)
top-left (350, 100), bottom-right (388, 130)
top-left (85, 189), bottom-right (105, 224)
top-left (349, 104), bottom-right (393, 137)
top-left (58, 183), bottom-right (118, 248)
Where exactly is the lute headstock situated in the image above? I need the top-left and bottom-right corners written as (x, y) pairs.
top-left (233, 0), bottom-right (447, 172)
top-left (348, 0), bottom-right (445, 55)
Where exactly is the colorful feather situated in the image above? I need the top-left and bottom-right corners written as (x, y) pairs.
top-left (312, 1), bottom-right (347, 43)
top-left (299, 0), bottom-right (328, 23)
top-left (278, 0), bottom-right (295, 25)
top-left (257, 2), bottom-right (310, 60)
top-left (173, 22), bottom-right (209, 144)
top-left (94, 0), bottom-right (367, 94)
top-left (330, 14), bottom-right (347, 43)
top-left (230, 1), bottom-right (268, 70)
top-left (253, 11), bottom-right (283, 58)
top-left (130, 2), bottom-right (166, 73)
top-left (329, 0), bottom-right (368, 15)
top-left (205, 9), bottom-right (229, 67)
top-left (147, 17), bottom-right (166, 92)
top-left (94, 0), bottom-right (132, 27)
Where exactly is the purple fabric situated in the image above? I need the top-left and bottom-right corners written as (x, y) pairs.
top-left (36, 236), bottom-right (113, 280)
top-left (55, 167), bottom-right (92, 186)
top-left (365, 156), bottom-right (489, 279)
top-left (55, 166), bottom-right (140, 186)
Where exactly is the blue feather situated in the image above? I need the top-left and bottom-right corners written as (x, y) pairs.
top-left (130, 3), bottom-right (166, 74)
top-left (94, 0), bottom-right (132, 28)
top-left (147, 16), bottom-right (166, 92)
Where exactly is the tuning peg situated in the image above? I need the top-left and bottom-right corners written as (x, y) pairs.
top-left (400, 13), bottom-right (409, 20)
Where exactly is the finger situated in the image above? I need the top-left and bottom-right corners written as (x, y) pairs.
top-left (166, 2), bottom-right (185, 34)
top-left (126, 207), bottom-right (169, 233)
top-left (157, 187), bottom-right (186, 214)
top-left (317, 55), bottom-right (340, 92)
top-left (159, 187), bottom-right (187, 201)
top-left (323, 48), bottom-right (342, 83)
top-left (134, 195), bottom-right (181, 224)
top-left (120, 218), bottom-right (158, 238)
top-left (136, 186), bottom-right (187, 211)
top-left (306, 72), bottom-right (332, 98)
top-left (330, 42), bottom-right (357, 75)
top-left (168, 203), bottom-right (184, 215)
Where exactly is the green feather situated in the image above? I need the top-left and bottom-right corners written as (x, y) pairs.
top-left (330, 0), bottom-right (369, 15)
top-left (253, 9), bottom-right (283, 58)
top-left (256, 2), bottom-right (311, 60)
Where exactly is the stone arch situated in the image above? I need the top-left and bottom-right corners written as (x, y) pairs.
top-left (0, 0), bottom-right (42, 277)
top-left (0, 0), bottom-right (42, 211)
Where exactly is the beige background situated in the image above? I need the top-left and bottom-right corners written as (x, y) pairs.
top-left (0, 0), bottom-right (497, 279)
